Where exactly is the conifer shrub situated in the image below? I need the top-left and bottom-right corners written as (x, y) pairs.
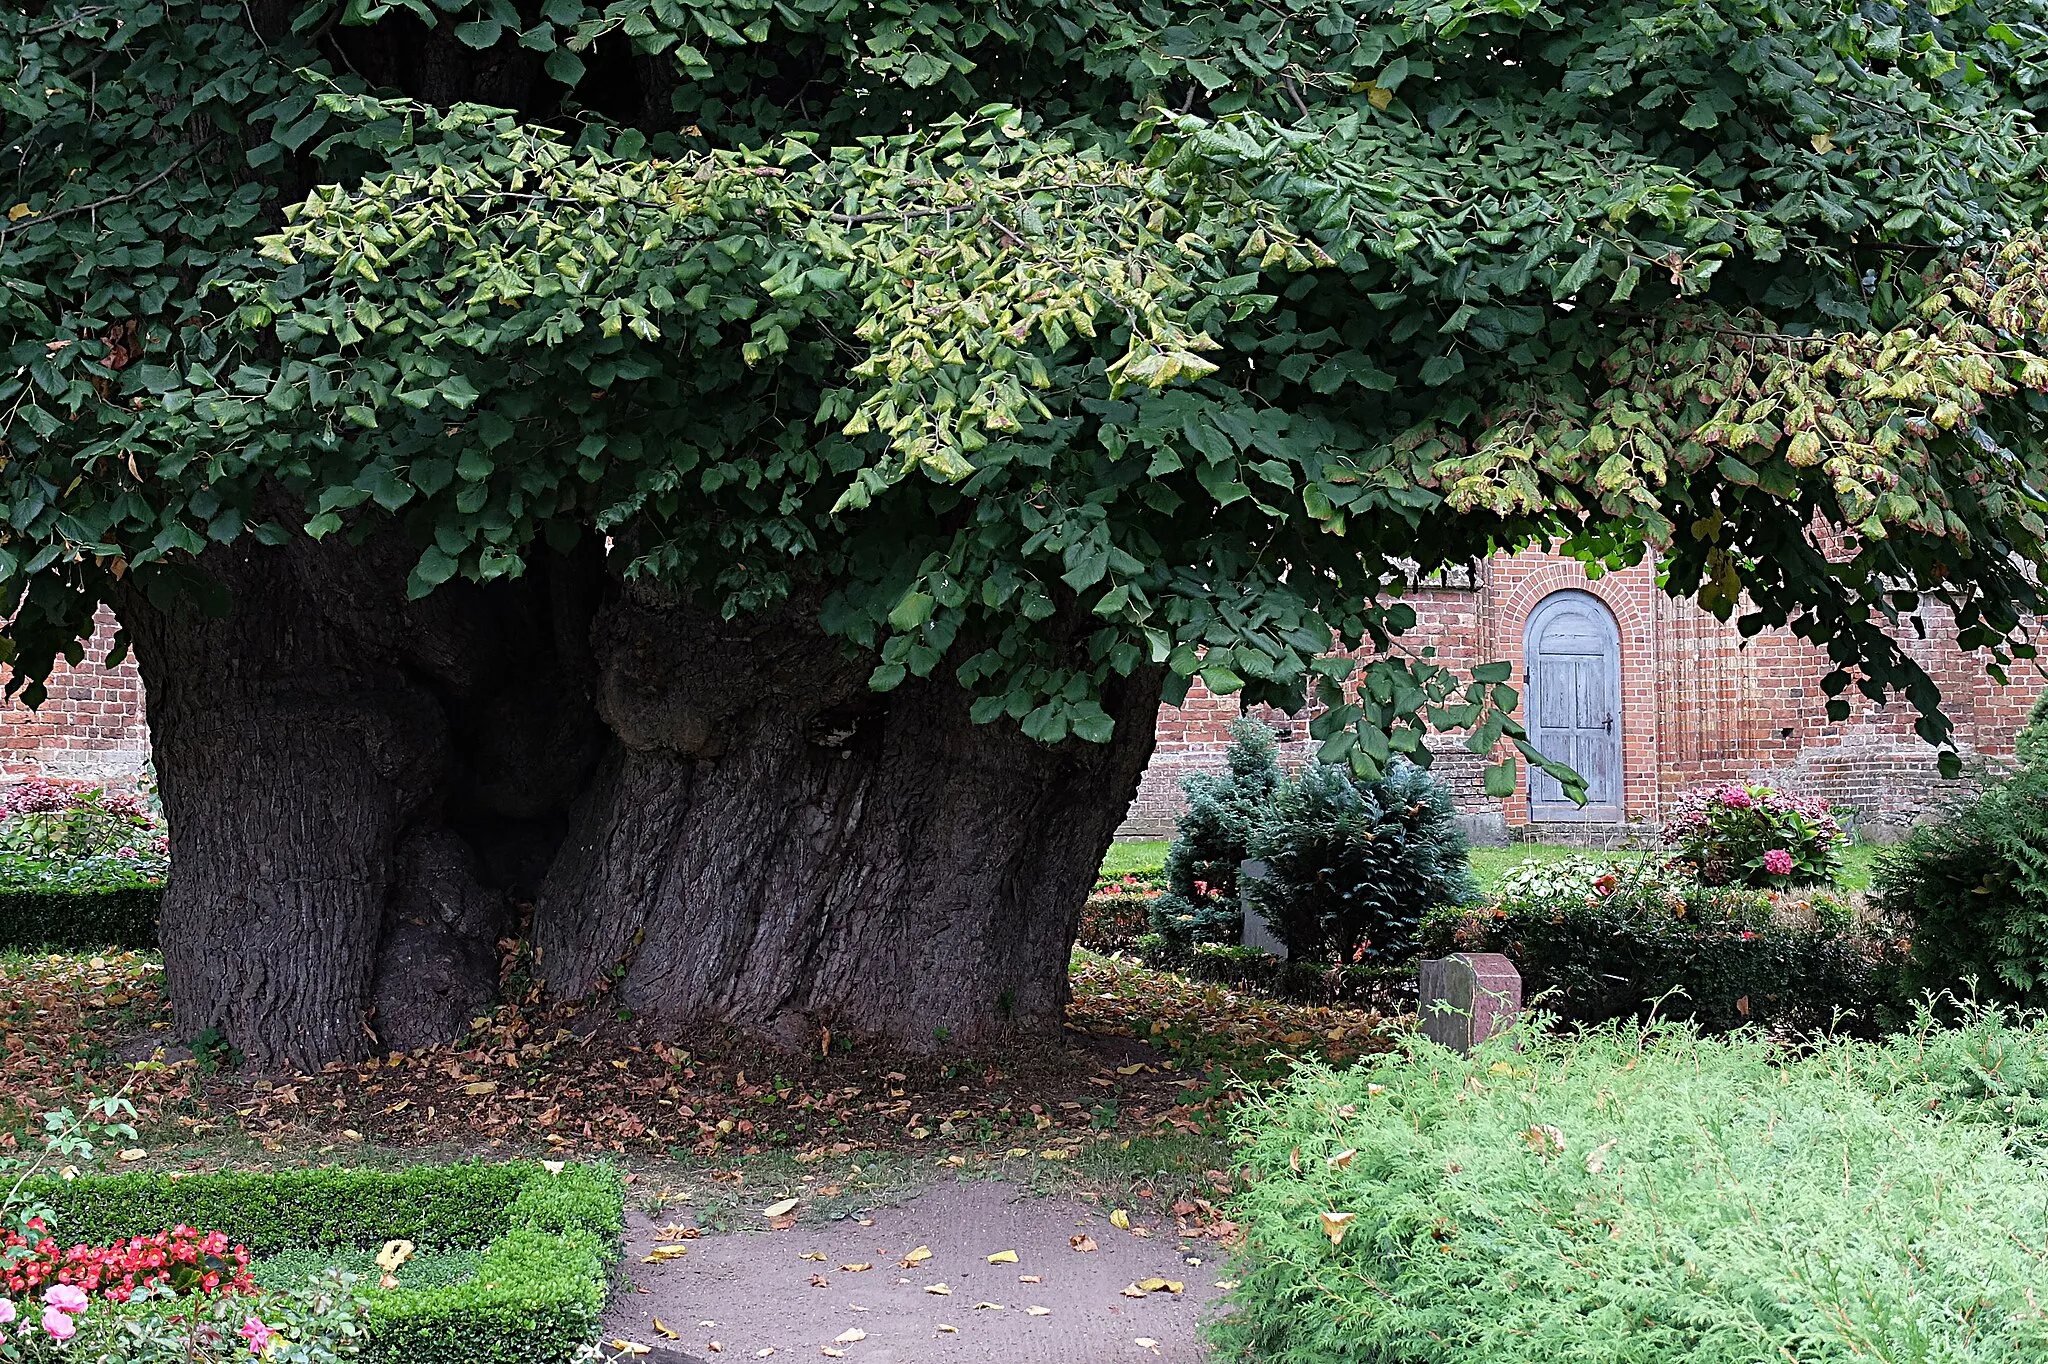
top-left (1148, 718), bottom-right (1475, 966)
top-left (1214, 1009), bottom-right (2048, 1364)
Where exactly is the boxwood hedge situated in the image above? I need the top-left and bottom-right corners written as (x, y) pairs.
top-left (1214, 1010), bottom-right (2048, 1363)
top-left (28, 1160), bottom-right (621, 1364)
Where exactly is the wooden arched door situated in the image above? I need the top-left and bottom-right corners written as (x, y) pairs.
top-left (1524, 590), bottom-right (1623, 822)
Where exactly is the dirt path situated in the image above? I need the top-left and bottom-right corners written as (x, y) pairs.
top-left (609, 1180), bottom-right (1229, 1363)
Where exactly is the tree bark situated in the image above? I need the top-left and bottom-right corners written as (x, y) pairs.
top-left (118, 530), bottom-right (604, 1070)
top-left (531, 591), bottom-right (1163, 1051)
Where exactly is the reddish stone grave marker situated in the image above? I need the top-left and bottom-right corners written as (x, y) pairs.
top-left (1417, 952), bottom-right (1521, 1054)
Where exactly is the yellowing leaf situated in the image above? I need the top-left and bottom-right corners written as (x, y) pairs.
top-left (1121, 1284), bottom-right (1149, 1298)
top-left (461, 1081), bottom-right (498, 1095)
top-left (1109, 1209), bottom-right (1131, 1230)
top-left (762, 1198), bottom-right (800, 1218)
top-left (117, 1148), bottom-right (146, 1162)
top-left (1026, 1305), bottom-right (1051, 1315)
top-left (6, 204), bottom-right (35, 222)
top-left (653, 1320), bottom-right (680, 1340)
top-left (1019, 1275), bottom-right (1041, 1284)
top-left (1135, 1277), bottom-right (1182, 1293)
top-left (1116, 1063), bottom-right (1143, 1075)
top-left (642, 1245), bottom-right (690, 1263)
top-left (987, 1250), bottom-right (1018, 1264)
top-left (801, 1251), bottom-right (827, 1262)
top-left (839, 1262), bottom-right (871, 1273)
top-left (1319, 1212), bottom-right (1356, 1247)
top-left (832, 1328), bottom-right (865, 1344)
top-left (1365, 83), bottom-right (1393, 111)
top-left (925, 1283), bottom-right (952, 1295)
top-left (1812, 132), bottom-right (1835, 154)
top-left (610, 1342), bottom-right (651, 1356)
top-left (935, 1325), bottom-right (958, 1335)
top-left (900, 1245), bottom-right (932, 1266)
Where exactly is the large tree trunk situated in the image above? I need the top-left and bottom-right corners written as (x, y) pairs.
top-left (119, 530), bottom-right (605, 1070)
top-left (531, 591), bottom-right (1163, 1051)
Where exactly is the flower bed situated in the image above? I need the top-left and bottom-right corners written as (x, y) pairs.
top-left (1214, 1009), bottom-right (2048, 1363)
top-left (21, 1162), bottom-right (622, 1364)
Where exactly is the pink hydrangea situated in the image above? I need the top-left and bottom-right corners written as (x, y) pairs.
top-left (1762, 849), bottom-right (1795, 876)
top-left (1714, 785), bottom-right (1755, 810)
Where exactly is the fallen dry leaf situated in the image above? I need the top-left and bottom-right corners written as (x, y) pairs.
top-left (1136, 1337), bottom-right (1161, 1353)
top-left (652, 1319), bottom-right (679, 1340)
top-left (800, 1252), bottom-right (827, 1262)
top-left (461, 1081), bottom-right (498, 1096)
top-left (1109, 1209), bottom-right (1131, 1230)
top-left (610, 1342), bottom-right (651, 1356)
top-left (1319, 1212), bottom-right (1356, 1247)
top-left (657, 1224), bottom-right (704, 1241)
top-left (1135, 1278), bottom-right (1184, 1293)
top-left (986, 1249), bottom-right (1018, 1264)
top-left (1121, 1284), bottom-right (1149, 1299)
top-left (642, 1246), bottom-right (690, 1264)
top-left (900, 1246), bottom-right (932, 1266)
top-left (762, 1198), bottom-right (800, 1218)
top-left (924, 1283), bottom-right (951, 1296)
top-left (1069, 1235), bottom-right (1097, 1253)
top-left (935, 1325), bottom-right (958, 1335)
top-left (1326, 1149), bottom-right (1356, 1170)
top-left (117, 1149), bottom-right (146, 1163)
top-left (1019, 1275), bottom-right (1041, 1284)
top-left (541, 1160), bottom-right (566, 1175)
top-left (972, 1302), bottom-right (1004, 1311)
top-left (1026, 1306), bottom-right (1050, 1316)
top-left (820, 1351), bottom-right (843, 1359)
top-left (755, 1351), bottom-right (776, 1359)
top-left (832, 1328), bottom-right (865, 1344)
top-left (839, 1262), bottom-right (872, 1273)
top-left (809, 1276), bottom-right (829, 1289)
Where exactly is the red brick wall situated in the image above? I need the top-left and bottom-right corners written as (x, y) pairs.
top-left (0, 608), bottom-right (150, 781)
top-left (1118, 550), bottom-right (2047, 838)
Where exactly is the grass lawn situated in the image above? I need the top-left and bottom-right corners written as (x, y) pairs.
top-left (1110, 838), bottom-right (1890, 894)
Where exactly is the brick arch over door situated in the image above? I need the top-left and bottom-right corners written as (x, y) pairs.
top-left (1522, 589), bottom-right (1625, 822)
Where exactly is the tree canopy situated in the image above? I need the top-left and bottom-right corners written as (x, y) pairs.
top-left (6, 0), bottom-right (2048, 785)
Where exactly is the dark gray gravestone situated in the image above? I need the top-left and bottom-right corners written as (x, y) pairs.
top-left (1239, 858), bottom-right (1287, 958)
top-left (1418, 952), bottom-right (1522, 1053)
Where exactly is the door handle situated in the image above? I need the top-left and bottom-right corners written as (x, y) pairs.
top-left (1603, 715), bottom-right (1614, 733)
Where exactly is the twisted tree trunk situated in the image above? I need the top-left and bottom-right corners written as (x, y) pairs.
top-left (531, 592), bottom-right (1163, 1050)
top-left (118, 531), bottom-right (604, 1069)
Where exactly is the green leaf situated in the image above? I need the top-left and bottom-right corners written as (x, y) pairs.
top-left (1482, 759), bottom-right (1517, 798)
top-left (888, 590), bottom-right (935, 631)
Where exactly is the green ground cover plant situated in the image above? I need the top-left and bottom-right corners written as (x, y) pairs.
top-left (25, 1162), bottom-right (622, 1364)
top-left (1215, 1008), bottom-right (2048, 1363)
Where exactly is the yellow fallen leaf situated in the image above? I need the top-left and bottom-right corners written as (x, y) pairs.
top-left (1116, 1064), bottom-right (1143, 1075)
top-left (6, 204), bottom-right (36, 222)
top-left (820, 1351), bottom-right (843, 1359)
top-left (610, 1342), bottom-right (651, 1356)
top-left (1026, 1305), bottom-right (1051, 1316)
top-left (1019, 1275), bottom-right (1041, 1283)
top-left (986, 1249), bottom-right (1018, 1264)
top-left (1320, 1211), bottom-right (1356, 1247)
top-left (900, 1245), bottom-right (932, 1266)
top-left (462, 1081), bottom-right (498, 1095)
top-left (925, 1283), bottom-right (951, 1295)
top-left (935, 1325), bottom-right (958, 1335)
top-left (652, 1320), bottom-right (680, 1339)
top-left (839, 1262), bottom-right (872, 1273)
top-left (1135, 1277), bottom-right (1183, 1293)
top-left (1326, 1149), bottom-right (1356, 1170)
top-left (801, 1252), bottom-right (827, 1261)
top-left (117, 1149), bottom-right (146, 1162)
top-left (1109, 1209), bottom-right (1131, 1230)
top-left (762, 1198), bottom-right (800, 1218)
top-left (1136, 1340), bottom-right (1161, 1351)
top-left (1038, 1149), bottom-right (1070, 1160)
top-left (832, 1328), bottom-right (865, 1344)
top-left (1121, 1284), bottom-right (1149, 1298)
top-left (643, 1244), bottom-right (691, 1263)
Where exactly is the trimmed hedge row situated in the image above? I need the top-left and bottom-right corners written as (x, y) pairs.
top-left (0, 884), bottom-right (160, 949)
top-left (28, 1160), bottom-right (622, 1364)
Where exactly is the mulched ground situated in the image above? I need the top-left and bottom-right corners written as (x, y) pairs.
top-left (1, 948), bottom-right (1397, 1165)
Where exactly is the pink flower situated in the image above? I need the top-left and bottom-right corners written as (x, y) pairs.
top-left (42, 1285), bottom-right (88, 1314)
top-left (1714, 785), bottom-right (1755, 810)
top-left (116, 846), bottom-right (137, 858)
top-left (240, 1316), bottom-right (274, 1354)
top-left (41, 1306), bottom-right (77, 1340)
top-left (1762, 849), bottom-right (1794, 876)
top-left (0, 1299), bottom-right (15, 1325)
